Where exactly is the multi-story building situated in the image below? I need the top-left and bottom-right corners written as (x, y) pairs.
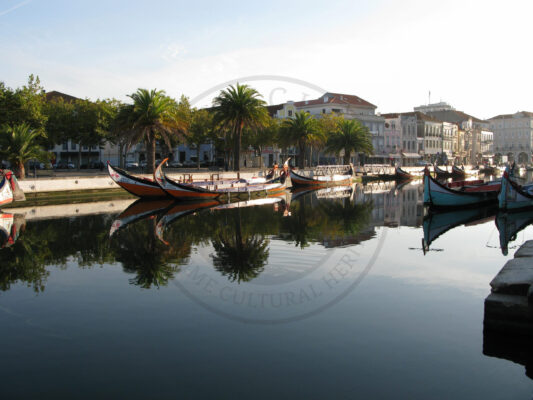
top-left (489, 111), bottom-right (533, 164)
top-left (381, 113), bottom-right (419, 165)
top-left (442, 122), bottom-right (458, 160)
top-left (415, 102), bottom-right (491, 164)
top-left (270, 92), bottom-right (385, 164)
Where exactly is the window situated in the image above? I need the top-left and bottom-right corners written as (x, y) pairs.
top-left (322, 109), bottom-right (326, 114)
top-left (71, 142), bottom-right (77, 150)
top-left (288, 110), bottom-right (293, 117)
top-left (62, 142), bottom-right (68, 150)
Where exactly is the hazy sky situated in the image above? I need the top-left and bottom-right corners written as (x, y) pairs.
top-left (1, 0), bottom-right (531, 119)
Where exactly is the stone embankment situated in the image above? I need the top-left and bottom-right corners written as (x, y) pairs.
top-left (16, 170), bottom-right (267, 195)
top-left (484, 241), bottom-right (533, 378)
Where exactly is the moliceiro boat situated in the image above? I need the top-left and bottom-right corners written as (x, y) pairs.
top-left (395, 166), bottom-right (413, 180)
top-left (0, 170), bottom-right (25, 207)
top-left (154, 158), bottom-right (287, 201)
top-left (289, 164), bottom-right (353, 187)
top-left (498, 168), bottom-right (533, 210)
top-left (108, 163), bottom-right (168, 198)
top-left (423, 167), bottom-right (500, 208)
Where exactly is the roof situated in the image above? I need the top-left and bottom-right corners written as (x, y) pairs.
top-left (266, 104), bottom-right (284, 116)
top-left (45, 90), bottom-right (79, 103)
top-left (294, 92), bottom-right (376, 109)
top-left (489, 111), bottom-right (533, 120)
top-left (400, 111), bottom-right (443, 123)
top-left (423, 109), bottom-right (485, 124)
top-left (381, 113), bottom-right (400, 118)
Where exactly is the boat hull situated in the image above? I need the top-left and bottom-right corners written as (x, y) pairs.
top-left (108, 163), bottom-right (167, 198)
top-left (0, 175), bottom-right (14, 207)
top-left (289, 169), bottom-right (352, 187)
top-left (424, 169), bottom-right (499, 207)
top-left (498, 171), bottom-right (533, 210)
top-left (155, 158), bottom-right (287, 201)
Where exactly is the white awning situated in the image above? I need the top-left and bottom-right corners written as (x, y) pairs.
top-left (388, 153), bottom-right (402, 159)
top-left (401, 152), bottom-right (421, 159)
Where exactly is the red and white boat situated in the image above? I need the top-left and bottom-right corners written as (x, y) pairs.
top-left (154, 158), bottom-right (287, 201)
top-left (0, 170), bottom-right (24, 207)
top-left (108, 163), bottom-right (168, 198)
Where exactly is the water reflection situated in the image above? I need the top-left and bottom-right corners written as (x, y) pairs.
top-left (7, 179), bottom-right (533, 293)
top-left (422, 206), bottom-right (498, 254)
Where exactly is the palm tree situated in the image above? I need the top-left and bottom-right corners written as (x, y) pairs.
top-left (116, 89), bottom-right (186, 174)
top-left (325, 119), bottom-right (373, 165)
top-left (213, 84), bottom-right (268, 171)
top-left (0, 123), bottom-right (48, 179)
top-left (280, 111), bottom-right (324, 168)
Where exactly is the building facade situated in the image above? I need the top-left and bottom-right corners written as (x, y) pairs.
top-left (489, 111), bottom-right (533, 164)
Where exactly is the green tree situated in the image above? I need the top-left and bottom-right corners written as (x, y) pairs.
top-left (116, 88), bottom-right (186, 173)
top-left (186, 108), bottom-right (213, 169)
top-left (325, 119), bottom-right (373, 164)
top-left (213, 84), bottom-right (268, 171)
top-left (244, 116), bottom-right (278, 169)
top-left (280, 111), bottom-right (324, 168)
top-left (0, 75), bottom-right (47, 134)
top-left (0, 123), bottom-right (49, 178)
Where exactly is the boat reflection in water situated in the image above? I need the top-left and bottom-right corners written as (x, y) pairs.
top-left (495, 209), bottom-right (533, 256)
top-left (422, 206), bottom-right (498, 254)
top-left (0, 212), bottom-right (24, 249)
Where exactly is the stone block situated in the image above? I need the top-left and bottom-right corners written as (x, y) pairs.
top-left (515, 241), bottom-right (533, 258)
top-left (490, 258), bottom-right (533, 295)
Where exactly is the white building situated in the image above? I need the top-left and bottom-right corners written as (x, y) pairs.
top-left (489, 111), bottom-right (533, 164)
top-left (270, 92), bottom-right (385, 164)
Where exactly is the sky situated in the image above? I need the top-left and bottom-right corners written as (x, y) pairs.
top-left (0, 0), bottom-right (531, 119)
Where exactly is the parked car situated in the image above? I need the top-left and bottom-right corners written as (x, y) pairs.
top-left (416, 161), bottom-right (432, 166)
top-left (28, 161), bottom-right (45, 170)
top-left (55, 161), bottom-right (75, 169)
top-left (125, 162), bottom-right (139, 168)
top-left (168, 160), bottom-right (183, 168)
top-left (183, 160), bottom-right (197, 167)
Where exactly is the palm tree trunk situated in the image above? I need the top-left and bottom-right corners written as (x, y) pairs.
top-left (78, 143), bottom-right (82, 170)
top-left (258, 146), bottom-right (263, 169)
top-left (146, 137), bottom-right (156, 174)
top-left (16, 161), bottom-right (25, 180)
top-left (298, 141), bottom-right (305, 169)
top-left (343, 150), bottom-right (351, 165)
top-left (197, 145), bottom-right (201, 170)
top-left (233, 122), bottom-right (242, 171)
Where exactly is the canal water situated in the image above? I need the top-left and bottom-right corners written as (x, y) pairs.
top-left (1, 181), bottom-right (532, 399)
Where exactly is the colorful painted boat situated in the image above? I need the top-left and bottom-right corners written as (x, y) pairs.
top-left (0, 169), bottom-right (25, 207)
top-left (154, 158), bottom-right (287, 201)
top-left (289, 164), bottom-right (353, 187)
top-left (498, 168), bottom-right (533, 210)
top-left (452, 165), bottom-right (467, 178)
top-left (496, 209), bottom-right (533, 255)
top-left (0, 212), bottom-right (24, 248)
top-left (434, 165), bottom-right (452, 178)
top-left (395, 167), bottom-right (413, 180)
top-left (108, 163), bottom-right (168, 198)
top-left (423, 167), bottom-right (501, 207)
top-left (422, 205), bottom-right (497, 254)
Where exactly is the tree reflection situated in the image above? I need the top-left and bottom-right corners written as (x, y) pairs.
top-left (211, 209), bottom-right (270, 283)
top-left (111, 217), bottom-right (189, 289)
top-left (282, 193), bottom-right (373, 248)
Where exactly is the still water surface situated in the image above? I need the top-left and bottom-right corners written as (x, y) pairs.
top-left (1, 181), bottom-right (533, 399)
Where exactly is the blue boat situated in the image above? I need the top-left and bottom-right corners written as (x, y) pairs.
top-left (498, 167), bottom-right (533, 210)
top-left (423, 167), bottom-right (500, 208)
